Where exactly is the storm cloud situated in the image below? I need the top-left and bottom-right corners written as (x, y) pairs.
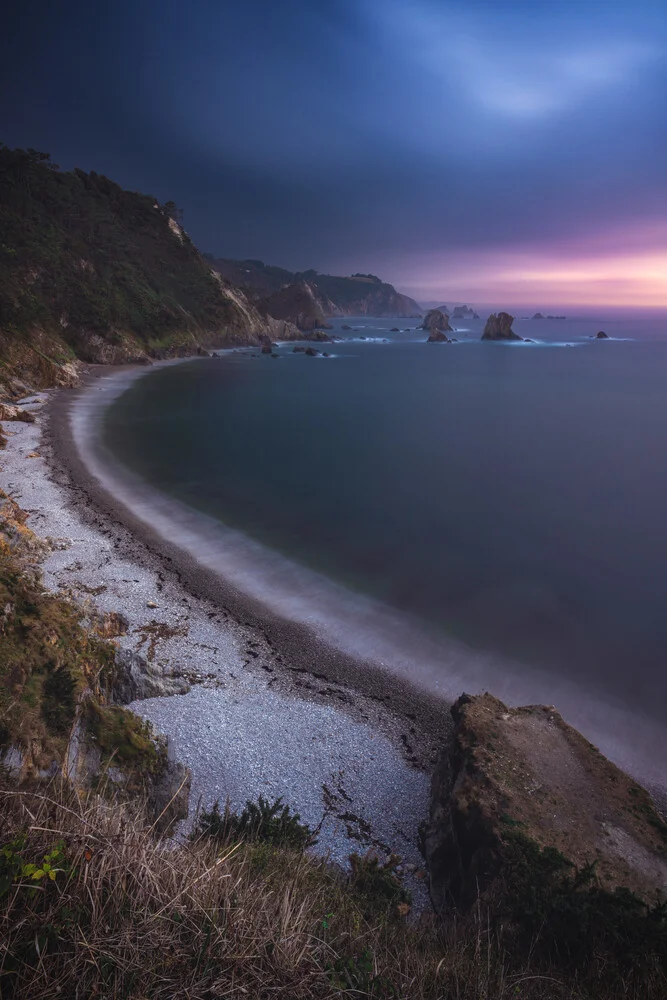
top-left (2, 0), bottom-right (665, 306)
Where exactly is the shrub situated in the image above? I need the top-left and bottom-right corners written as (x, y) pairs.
top-left (194, 795), bottom-right (315, 849)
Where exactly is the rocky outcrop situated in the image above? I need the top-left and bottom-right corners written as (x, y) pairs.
top-left (421, 309), bottom-right (453, 342)
top-left (422, 693), bottom-right (667, 914)
top-left (532, 312), bottom-right (545, 320)
top-left (112, 648), bottom-right (190, 703)
top-left (451, 305), bottom-right (480, 320)
top-left (481, 313), bottom-right (521, 341)
top-left (256, 282), bottom-right (333, 331)
top-left (0, 487), bottom-right (190, 830)
top-left (596, 330), bottom-right (609, 339)
top-left (302, 330), bottom-right (334, 342)
top-left (211, 258), bottom-right (422, 319)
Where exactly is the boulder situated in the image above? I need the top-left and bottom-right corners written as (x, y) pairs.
top-left (304, 347), bottom-right (319, 356)
top-left (390, 327), bottom-right (400, 332)
top-left (0, 403), bottom-right (36, 423)
top-left (292, 346), bottom-right (306, 353)
top-left (421, 309), bottom-right (453, 342)
top-left (112, 648), bottom-right (190, 703)
top-left (596, 330), bottom-right (609, 339)
top-left (481, 312), bottom-right (521, 341)
top-left (302, 330), bottom-right (334, 342)
top-left (422, 693), bottom-right (667, 914)
top-left (341, 324), bottom-right (352, 331)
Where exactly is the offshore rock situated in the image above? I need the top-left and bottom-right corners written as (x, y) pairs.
top-left (421, 309), bottom-right (453, 341)
top-left (481, 312), bottom-right (521, 341)
top-left (422, 693), bottom-right (667, 914)
top-left (451, 305), bottom-right (480, 320)
top-left (596, 330), bottom-right (609, 339)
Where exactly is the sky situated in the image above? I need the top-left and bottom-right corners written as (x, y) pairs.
top-left (2, 0), bottom-right (666, 308)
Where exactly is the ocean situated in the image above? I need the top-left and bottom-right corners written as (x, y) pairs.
top-left (101, 312), bottom-right (667, 779)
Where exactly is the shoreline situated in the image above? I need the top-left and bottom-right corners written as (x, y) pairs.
top-left (2, 362), bottom-right (454, 895)
top-left (3, 354), bottom-right (665, 869)
top-left (49, 361), bottom-right (451, 766)
top-left (58, 359), bottom-right (667, 798)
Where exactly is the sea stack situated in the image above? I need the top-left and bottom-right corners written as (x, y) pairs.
top-left (451, 305), bottom-right (480, 320)
top-left (481, 312), bottom-right (522, 341)
top-left (421, 308), bottom-right (453, 342)
top-left (596, 330), bottom-right (609, 339)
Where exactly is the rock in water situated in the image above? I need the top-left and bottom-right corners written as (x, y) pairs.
top-left (422, 693), bottom-right (667, 914)
top-left (532, 312), bottom-right (545, 320)
top-left (451, 305), bottom-right (480, 320)
top-left (421, 309), bottom-right (453, 342)
top-left (596, 330), bottom-right (609, 339)
top-left (481, 312), bottom-right (522, 341)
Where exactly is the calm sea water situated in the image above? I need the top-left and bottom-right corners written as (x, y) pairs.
top-left (103, 313), bottom-right (667, 727)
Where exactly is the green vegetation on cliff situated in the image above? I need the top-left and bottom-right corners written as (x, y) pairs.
top-left (0, 145), bottom-right (269, 393)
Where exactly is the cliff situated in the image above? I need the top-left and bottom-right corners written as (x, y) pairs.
top-left (209, 258), bottom-right (423, 319)
top-left (0, 145), bottom-right (300, 397)
top-left (422, 694), bottom-right (666, 977)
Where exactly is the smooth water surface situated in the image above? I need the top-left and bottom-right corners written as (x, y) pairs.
top-left (103, 314), bottom-right (667, 724)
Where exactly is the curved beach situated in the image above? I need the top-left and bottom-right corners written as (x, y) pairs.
top-left (3, 357), bottom-right (665, 879)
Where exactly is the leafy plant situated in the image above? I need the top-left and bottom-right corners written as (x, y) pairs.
top-left (348, 852), bottom-right (411, 915)
top-left (194, 795), bottom-right (315, 849)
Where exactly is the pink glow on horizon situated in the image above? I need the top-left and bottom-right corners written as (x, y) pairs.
top-left (384, 221), bottom-right (667, 309)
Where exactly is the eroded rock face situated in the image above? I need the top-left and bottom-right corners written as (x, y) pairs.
top-left (423, 693), bottom-right (667, 913)
top-left (0, 403), bottom-right (36, 423)
top-left (112, 648), bottom-right (190, 704)
top-left (421, 309), bottom-right (453, 341)
top-left (481, 313), bottom-right (521, 341)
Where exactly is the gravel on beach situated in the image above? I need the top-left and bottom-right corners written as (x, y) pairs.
top-left (0, 383), bottom-right (437, 898)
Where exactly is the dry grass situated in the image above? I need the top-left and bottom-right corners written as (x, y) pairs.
top-left (0, 781), bottom-right (664, 999)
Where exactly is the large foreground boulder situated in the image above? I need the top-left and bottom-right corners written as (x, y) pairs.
top-left (423, 693), bottom-right (667, 913)
top-left (481, 313), bottom-right (522, 341)
top-left (421, 309), bottom-right (453, 342)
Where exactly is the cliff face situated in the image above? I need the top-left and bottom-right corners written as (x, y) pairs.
top-left (0, 146), bottom-right (298, 396)
top-left (256, 281), bottom-right (333, 331)
top-left (210, 259), bottom-right (423, 319)
top-left (423, 693), bottom-right (667, 913)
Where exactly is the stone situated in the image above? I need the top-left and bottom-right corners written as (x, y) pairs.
top-left (112, 648), bottom-right (190, 703)
top-left (0, 403), bottom-right (36, 423)
top-left (422, 693), bottom-right (667, 914)
top-left (420, 309), bottom-right (453, 340)
top-left (481, 312), bottom-right (521, 341)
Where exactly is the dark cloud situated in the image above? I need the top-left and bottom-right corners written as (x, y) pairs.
top-left (2, 0), bottom-right (665, 298)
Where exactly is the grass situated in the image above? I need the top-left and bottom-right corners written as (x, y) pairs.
top-left (0, 523), bottom-right (115, 770)
top-left (0, 781), bottom-right (665, 999)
